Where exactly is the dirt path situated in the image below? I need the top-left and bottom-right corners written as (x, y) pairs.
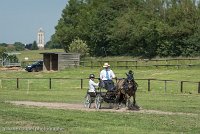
top-left (7, 101), bottom-right (198, 116)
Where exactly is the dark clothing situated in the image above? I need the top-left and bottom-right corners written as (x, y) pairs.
top-left (99, 80), bottom-right (115, 91)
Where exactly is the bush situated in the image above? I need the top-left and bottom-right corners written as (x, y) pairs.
top-left (68, 38), bottom-right (89, 58)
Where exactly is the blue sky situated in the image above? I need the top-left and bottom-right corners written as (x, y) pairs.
top-left (0, 0), bottom-right (68, 44)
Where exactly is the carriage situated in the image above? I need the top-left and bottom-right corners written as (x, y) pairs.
top-left (84, 80), bottom-right (117, 109)
top-left (84, 71), bottom-right (139, 109)
top-left (84, 71), bottom-right (138, 110)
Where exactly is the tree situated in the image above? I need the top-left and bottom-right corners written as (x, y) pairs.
top-left (68, 38), bottom-right (89, 57)
top-left (53, 0), bottom-right (84, 52)
top-left (0, 43), bottom-right (8, 47)
top-left (31, 41), bottom-right (39, 50)
top-left (0, 46), bottom-right (6, 58)
top-left (52, 0), bottom-right (200, 57)
top-left (25, 43), bottom-right (32, 50)
top-left (13, 42), bottom-right (25, 51)
top-left (45, 40), bottom-right (62, 49)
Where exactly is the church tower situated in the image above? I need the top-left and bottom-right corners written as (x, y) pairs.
top-left (37, 28), bottom-right (45, 48)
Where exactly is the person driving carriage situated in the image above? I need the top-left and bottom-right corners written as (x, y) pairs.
top-left (99, 63), bottom-right (116, 91)
top-left (88, 74), bottom-right (99, 96)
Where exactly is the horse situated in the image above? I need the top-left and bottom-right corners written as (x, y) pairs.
top-left (115, 71), bottom-right (138, 109)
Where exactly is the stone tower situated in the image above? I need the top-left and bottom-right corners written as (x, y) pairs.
top-left (37, 28), bottom-right (45, 48)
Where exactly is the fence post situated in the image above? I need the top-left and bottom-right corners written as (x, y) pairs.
top-left (80, 79), bottom-right (83, 89)
top-left (180, 81), bottom-right (183, 93)
top-left (198, 82), bottom-right (200, 94)
top-left (49, 78), bottom-right (51, 89)
top-left (126, 61), bottom-right (128, 69)
top-left (0, 79), bottom-right (2, 88)
top-left (148, 79), bottom-right (151, 92)
top-left (27, 79), bottom-right (30, 94)
top-left (17, 78), bottom-right (19, 89)
top-left (117, 61), bottom-right (119, 69)
top-left (135, 61), bottom-right (138, 69)
top-left (164, 80), bottom-right (167, 92)
top-left (91, 61), bottom-right (93, 69)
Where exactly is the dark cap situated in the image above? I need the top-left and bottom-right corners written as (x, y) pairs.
top-left (89, 74), bottom-right (95, 78)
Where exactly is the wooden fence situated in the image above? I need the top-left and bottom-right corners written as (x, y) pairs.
top-left (80, 58), bottom-right (200, 69)
top-left (8, 58), bottom-right (200, 69)
top-left (0, 78), bottom-right (199, 94)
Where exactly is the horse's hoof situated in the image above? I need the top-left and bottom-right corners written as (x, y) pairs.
top-left (134, 104), bottom-right (140, 109)
top-left (131, 104), bottom-right (140, 110)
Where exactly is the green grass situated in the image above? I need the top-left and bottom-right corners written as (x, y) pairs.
top-left (0, 68), bottom-right (200, 133)
top-left (0, 93), bottom-right (200, 134)
top-left (0, 68), bottom-right (200, 80)
top-left (0, 68), bottom-right (200, 94)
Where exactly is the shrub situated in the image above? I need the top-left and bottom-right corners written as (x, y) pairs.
top-left (69, 38), bottom-right (89, 58)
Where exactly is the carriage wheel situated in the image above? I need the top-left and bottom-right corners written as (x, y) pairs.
top-left (95, 94), bottom-right (101, 109)
top-left (84, 94), bottom-right (91, 108)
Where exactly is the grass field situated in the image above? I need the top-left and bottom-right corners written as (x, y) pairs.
top-left (15, 49), bottom-right (200, 69)
top-left (0, 67), bottom-right (200, 133)
top-left (0, 99), bottom-right (200, 134)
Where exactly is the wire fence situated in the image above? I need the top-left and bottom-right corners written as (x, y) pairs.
top-left (0, 78), bottom-right (199, 94)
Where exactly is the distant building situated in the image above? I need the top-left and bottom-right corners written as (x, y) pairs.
top-left (37, 28), bottom-right (45, 48)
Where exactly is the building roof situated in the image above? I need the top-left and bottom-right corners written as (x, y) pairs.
top-left (40, 52), bottom-right (80, 55)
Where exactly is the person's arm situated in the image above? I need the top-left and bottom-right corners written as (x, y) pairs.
top-left (110, 70), bottom-right (115, 79)
top-left (100, 70), bottom-right (104, 80)
top-left (92, 81), bottom-right (99, 87)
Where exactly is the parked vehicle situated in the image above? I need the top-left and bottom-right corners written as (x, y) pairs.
top-left (25, 60), bottom-right (43, 72)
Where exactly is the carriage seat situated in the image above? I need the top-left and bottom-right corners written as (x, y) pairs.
top-left (99, 80), bottom-right (116, 91)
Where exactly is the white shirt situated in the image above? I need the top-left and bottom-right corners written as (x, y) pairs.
top-left (88, 79), bottom-right (99, 92)
top-left (100, 69), bottom-right (115, 80)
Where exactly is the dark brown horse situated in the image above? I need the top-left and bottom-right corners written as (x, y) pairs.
top-left (115, 71), bottom-right (138, 109)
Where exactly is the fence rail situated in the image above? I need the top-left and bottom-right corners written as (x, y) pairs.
top-left (3, 58), bottom-right (200, 69)
top-left (0, 78), bottom-right (199, 94)
top-left (80, 58), bottom-right (200, 69)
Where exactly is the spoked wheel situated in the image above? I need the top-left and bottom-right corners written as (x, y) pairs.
top-left (84, 94), bottom-right (91, 108)
top-left (95, 94), bottom-right (102, 109)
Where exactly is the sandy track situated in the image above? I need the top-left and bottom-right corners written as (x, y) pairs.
top-left (7, 101), bottom-right (198, 116)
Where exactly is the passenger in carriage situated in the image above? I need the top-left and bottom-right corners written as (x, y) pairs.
top-left (88, 74), bottom-right (99, 96)
top-left (99, 63), bottom-right (116, 91)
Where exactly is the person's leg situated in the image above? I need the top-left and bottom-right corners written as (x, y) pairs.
top-left (103, 80), bottom-right (109, 90)
top-left (107, 80), bottom-right (115, 91)
top-left (99, 80), bottom-right (105, 88)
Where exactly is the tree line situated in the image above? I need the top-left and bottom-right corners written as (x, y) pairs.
top-left (52, 0), bottom-right (200, 58)
top-left (0, 41), bottom-right (39, 59)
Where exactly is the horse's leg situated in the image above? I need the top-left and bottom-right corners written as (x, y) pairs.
top-left (126, 94), bottom-right (131, 109)
top-left (133, 93), bottom-right (140, 109)
top-left (115, 92), bottom-right (121, 110)
top-left (133, 93), bottom-right (136, 105)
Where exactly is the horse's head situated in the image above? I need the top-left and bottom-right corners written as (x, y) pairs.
top-left (125, 73), bottom-right (134, 90)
